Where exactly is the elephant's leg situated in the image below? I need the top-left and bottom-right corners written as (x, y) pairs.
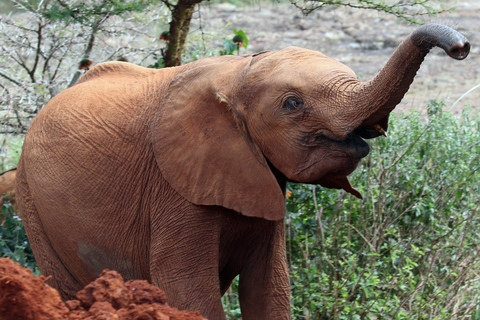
top-left (238, 219), bottom-right (291, 320)
top-left (16, 165), bottom-right (82, 300)
top-left (149, 206), bottom-right (226, 320)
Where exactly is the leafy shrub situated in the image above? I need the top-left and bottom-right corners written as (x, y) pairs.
top-left (219, 29), bottom-right (249, 56)
top-left (0, 135), bottom-right (37, 272)
top-left (0, 204), bottom-right (38, 273)
top-left (286, 101), bottom-right (480, 319)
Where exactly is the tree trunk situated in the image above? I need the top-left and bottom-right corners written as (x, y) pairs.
top-left (164, 0), bottom-right (203, 67)
top-left (68, 32), bottom-right (96, 88)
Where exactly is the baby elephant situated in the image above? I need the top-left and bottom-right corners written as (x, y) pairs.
top-left (17, 23), bottom-right (469, 320)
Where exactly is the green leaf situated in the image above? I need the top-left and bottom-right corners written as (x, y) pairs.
top-left (222, 39), bottom-right (237, 55)
top-left (233, 29), bottom-right (249, 49)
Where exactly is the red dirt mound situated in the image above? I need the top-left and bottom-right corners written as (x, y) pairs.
top-left (0, 257), bottom-right (207, 320)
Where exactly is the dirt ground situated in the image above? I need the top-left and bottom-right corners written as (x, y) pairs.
top-left (0, 257), bottom-right (207, 320)
top-left (197, 0), bottom-right (479, 117)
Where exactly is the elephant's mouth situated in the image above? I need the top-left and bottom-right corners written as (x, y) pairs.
top-left (287, 123), bottom-right (385, 199)
top-left (294, 129), bottom-right (370, 180)
top-left (309, 125), bottom-right (384, 200)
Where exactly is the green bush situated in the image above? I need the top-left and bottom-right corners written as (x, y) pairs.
top-left (0, 135), bottom-right (37, 272)
top-left (0, 204), bottom-right (38, 273)
top-left (286, 101), bottom-right (480, 319)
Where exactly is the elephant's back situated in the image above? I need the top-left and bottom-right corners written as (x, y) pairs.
top-left (76, 61), bottom-right (157, 84)
top-left (40, 62), bottom-right (170, 122)
top-left (21, 61), bottom-right (165, 204)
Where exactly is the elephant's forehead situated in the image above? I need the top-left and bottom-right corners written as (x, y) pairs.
top-left (245, 47), bottom-right (357, 92)
top-left (253, 47), bottom-right (356, 79)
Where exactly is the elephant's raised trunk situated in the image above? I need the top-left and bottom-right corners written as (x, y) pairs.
top-left (341, 23), bottom-right (469, 138)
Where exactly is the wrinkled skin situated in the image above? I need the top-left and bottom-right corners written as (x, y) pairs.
top-left (16, 24), bottom-right (469, 320)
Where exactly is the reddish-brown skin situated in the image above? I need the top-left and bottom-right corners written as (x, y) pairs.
top-left (16, 24), bottom-right (468, 320)
top-left (0, 168), bottom-right (16, 205)
top-left (0, 168), bottom-right (16, 226)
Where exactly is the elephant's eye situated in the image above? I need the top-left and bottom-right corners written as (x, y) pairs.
top-left (284, 97), bottom-right (303, 111)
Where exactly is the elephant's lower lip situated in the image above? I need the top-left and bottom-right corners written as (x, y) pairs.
top-left (335, 155), bottom-right (362, 174)
top-left (300, 155), bottom-right (361, 185)
top-left (292, 155), bottom-right (361, 184)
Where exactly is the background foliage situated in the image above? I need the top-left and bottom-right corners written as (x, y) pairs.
top-left (0, 0), bottom-right (171, 133)
top-left (285, 101), bottom-right (480, 319)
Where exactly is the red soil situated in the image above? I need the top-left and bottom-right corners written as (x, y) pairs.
top-left (0, 257), bottom-right (207, 320)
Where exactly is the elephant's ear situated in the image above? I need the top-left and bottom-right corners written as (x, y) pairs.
top-left (151, 58), bottom-right (285, 221)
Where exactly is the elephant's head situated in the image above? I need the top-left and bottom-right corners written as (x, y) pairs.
top-left (152, 23), bottom-right (469, 220)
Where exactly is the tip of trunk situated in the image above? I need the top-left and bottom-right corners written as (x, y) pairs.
top-left (448, 41), bottom-right (470, 60)
top-left (411, 23), bottom-right (470, 60)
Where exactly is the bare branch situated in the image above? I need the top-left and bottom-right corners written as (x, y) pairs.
top-left (68, 31), bottom-right (96, 88)
top-left (30, 22), bottom-right (44, 83)
top-left (290, 0), bottom-right (450, 24)
top-left (0, 71), bottom-right (23, 87)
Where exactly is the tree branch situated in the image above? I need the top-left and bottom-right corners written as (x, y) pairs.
top-left (290, 0), bottom-right (450, 24)
top-left (163, 0), bottom-right (203, 67)
top-left (67, 30), bottom-right (96, 87)
top-left (0, 71), bottom-right (23, 87)
top-left (30, 22), bottom-right (45, 83)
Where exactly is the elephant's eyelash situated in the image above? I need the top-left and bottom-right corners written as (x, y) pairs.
top-left (280, 90), bottom-right (306, 114)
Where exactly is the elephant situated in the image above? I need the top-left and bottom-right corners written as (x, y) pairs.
top-left (0, 168), bottom-right (16, 226)
top-left (16, 23), bottom-right (469, 320)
